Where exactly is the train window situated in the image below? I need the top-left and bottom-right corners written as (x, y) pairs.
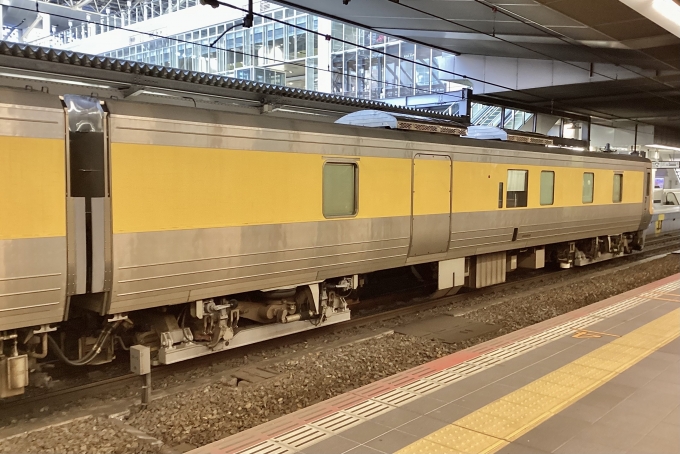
top-left (646, 172), bottom-right (651, 196)
top-left (498, 182), bottom-right (504, 208)
top-left (323, 162), bottom-right (357, 217)
top-left (613, 174), bottom-right (623, 203)
top-left (506, 170), bottom-right (528, 208)
top-left (540, 171), bottom-right (554, 206)
top-left (583, 172), bottom-right (594, 203)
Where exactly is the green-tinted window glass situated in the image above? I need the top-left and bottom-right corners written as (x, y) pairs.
top-left (583, 172), bottom-right (594, 203)
top-left (323, 163), bottom-right (357, 217)
top-left (613, 174), bottom-right (623, 203)
top-left (540, 171), bottom-right (554, 206)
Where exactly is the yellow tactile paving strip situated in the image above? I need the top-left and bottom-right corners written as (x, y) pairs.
top-left (397, 308), bottom-right (680, 454)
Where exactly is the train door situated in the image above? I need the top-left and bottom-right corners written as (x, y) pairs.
top-left (408, 153), bottom-right (452, 257)
top-left (63, 95), bottom-right (112, 315)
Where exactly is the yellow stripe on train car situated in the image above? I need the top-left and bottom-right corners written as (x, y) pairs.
top-left (0, 136), bottom-right (66, 240)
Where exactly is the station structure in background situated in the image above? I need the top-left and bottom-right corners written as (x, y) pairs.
top-left (1, 0), bottom-right (679, 189)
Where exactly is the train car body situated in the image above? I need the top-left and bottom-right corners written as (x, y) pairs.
top-left (0, 87), bottom-right (652, 397)
top-left (647, 189), bottom-right (680, 237)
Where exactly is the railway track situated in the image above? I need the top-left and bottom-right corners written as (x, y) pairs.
top-left (2, 233), bottom-right (679, 420)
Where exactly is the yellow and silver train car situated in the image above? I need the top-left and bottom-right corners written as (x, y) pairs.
top-left (0, 88), bottom-right (652, 396)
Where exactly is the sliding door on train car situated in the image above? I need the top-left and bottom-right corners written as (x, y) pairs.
top-left (408, 153), bottom-right (452, 257)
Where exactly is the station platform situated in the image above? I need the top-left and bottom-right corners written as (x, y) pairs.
top-left (189, 274), bottom-right (680, 454)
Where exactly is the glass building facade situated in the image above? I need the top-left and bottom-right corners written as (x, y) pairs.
top-left (98, 5), bottom-right (455, 101)
top-left (330, 22), bottom-right (454, 99)
top-left (104, 8), bottom-right (317, 89)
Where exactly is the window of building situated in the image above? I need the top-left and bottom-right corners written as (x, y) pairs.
top-left (323, 163), bottom-right (357, 217)
top-left (583, 172), bottom-right (594, 203)
top-left (540, 171), bottom-right (554, 205)
top-left (613, 173), bottom-right (623, 203)
top-left (506, 170), bottom-right (528, 208)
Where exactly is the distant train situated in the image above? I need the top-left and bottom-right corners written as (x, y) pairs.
top-left (0, 87), bottom-right (652, 397)
top-left (646, 188), bottom-right (680, 237)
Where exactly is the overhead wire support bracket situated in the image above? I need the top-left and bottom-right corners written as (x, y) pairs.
top-left (243, 0), bottom-right (254, 28)
top-left (202, 0), bottom-right (253, 27)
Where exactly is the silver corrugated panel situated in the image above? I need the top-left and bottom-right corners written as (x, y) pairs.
top-left (472, 251), bottom-right (507, 288)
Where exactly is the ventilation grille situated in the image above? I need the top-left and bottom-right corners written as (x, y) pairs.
top-left (396, 120), bottom-right (467, 136)
top-left (507, 134), bottom-right (553, 145)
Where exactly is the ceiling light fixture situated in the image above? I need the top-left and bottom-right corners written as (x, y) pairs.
top-left (653, 0), bottom-right (680, 25)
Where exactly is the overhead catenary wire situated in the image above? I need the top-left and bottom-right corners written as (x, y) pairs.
top-left (10, 4), bottom-right (467, 107)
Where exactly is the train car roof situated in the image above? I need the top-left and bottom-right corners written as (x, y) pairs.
top-left (105, 97), bottom-right (650, 164)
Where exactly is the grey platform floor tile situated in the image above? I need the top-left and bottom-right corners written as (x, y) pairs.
top-left (301, 435), bottom-right (360, 454)
top-left (648, 350), bottom-right (680, 366)
top-left (665, 360), bottom-right (680, 375)
top-left (653, 367), bottom-right (680, 385)
top-left (399, 395), bottom-right (448, 415)
top-left (496, 441), bottom-right (550, 454)
top-left (607, 365), bottom-right (663, 389)
top-left (454, 382), bottom-right (517, 410)
top-left (342, 445), bottom-right (385, 454)
top-left (576, 382), bottom-right (637, 411)
top-left (611, 394), bottom-right (679, 419)
top-left (628, 422), bottom-right (680, 454)
top-left (492, 348), bottom-right (547, 369)
top-left (393, 415), bottom-right (448, 438)
top-left (514, 414), bottom-right (590, 453)
top-left (369, 407), bottom-right (421, 430)
top-left (622, 356), bottom-right (673, 377)
top-left (572, 421), bottom-right (647, 451)
top-left (496, 370), bottom-right (543, 389)
top-left (456, 365), bottom-right (516, 388)
top-left (586, 317), bottom-right (629, 333)
top-left (646, 376), bottom-right (680, 396)
top-left (553, 436), bottom-right (623, 454)
top-left (426, 402), bottom-right (473, 424)
top-left (506, 361), bottom-right (560, 382)
top-left (427, 379), bottom-right (483, 403)
top-left (625, 387), bottom-right (680, 412)
top-left (463, 362), bottom-right (517, 383)
top-left (596, 404), bottom-right (669, 436)
top-left (364, 429), bottom-right (419, 453)
top-left (656, 337), bottom-right (680, 355)
top-left (339, 421), bottom-right (391, 444)
top-left (661, 404), bottom-right (680, 426)
top-left (558, 400), bottom-right (615, 424)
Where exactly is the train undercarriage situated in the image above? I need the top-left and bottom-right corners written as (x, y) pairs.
top-left (0, 231), bottom-right (645, 398)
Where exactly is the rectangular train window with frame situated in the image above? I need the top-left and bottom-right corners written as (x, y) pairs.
top-left (323, 162), bottom-right (357, 217)
top-left (583, 172), bottom-right (595, 203)
top-left (540, 171), bottom-right (554, 206)
top-left (613, 173), bottom-right (623, 203)
top-left (506, 170), bottom-right (528, 208)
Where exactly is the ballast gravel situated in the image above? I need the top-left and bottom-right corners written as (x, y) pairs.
top-left (0, 416), bottom-right (162, 454)
top-left (1, 254), bottom-right (678, 453)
